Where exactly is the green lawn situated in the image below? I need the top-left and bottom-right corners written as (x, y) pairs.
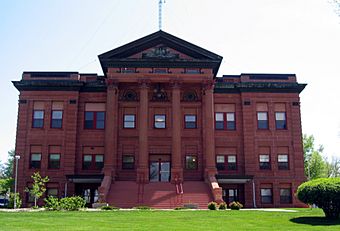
top-left (0, 209), bottom-right (339, 231)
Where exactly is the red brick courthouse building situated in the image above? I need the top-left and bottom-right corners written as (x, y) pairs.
top-left (13, 31), bottom-right (306, 208)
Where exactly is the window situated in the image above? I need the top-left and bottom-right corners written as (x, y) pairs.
top-left (216, 155), bottom-right (225, 170)
top-left (278, 154), bottom-right (289, 170)
top-left (49, 154), bottom-right (60, 169)
top-left (33, 110), bottom-right (44, 128)
top-left (215, 112), bottom-right (235, 130)
top-left (261, 188), bottom-right (273, 204)
top-left (51, 110), bottom-right (63, 128)
top-left (95, 155), bottom-right (104, 169)
top-left (154, 68), bottom-right (167, 73)
top-left (30, 153), bottom-right (41, 169)
top-left (185, 155), bottom-right (197, 170)
top-left (257, 112), bottom-right (268, 129)
top-left (185, 115), bottom-right (197, 129)
top-left (124, 114), bottom-right (136, 128)
top-left (185, 68), bottom-right (200, 74)
top-left (122, 155), bottom-right (135, 169)
top-left (47, 188), bottom-right (58, 198)
top-left (215, 113), bottom-right (224, 130)
top-left (84, 111), bottom-right (105, 129)
top-left (275, 112), bottom-right (286, 129)
top-left (83, 155), bottom-right (92, 170)
top-left (226, 113), bottom-right (236, 130)
top-left (259, 154), bottom-right (270, 169)
top-left (154, 114), bottom-right (166, 128)
top-left (51, 102), bottom-right (63, 128)
top-left (280, 188), bottom-right (292, 204)
top-left (227, 155), bottom-right (237, 170)
top-left (83, 154), bottom-right (104, 170)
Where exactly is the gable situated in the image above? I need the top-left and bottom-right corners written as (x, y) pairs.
top-left (98, 30), bottom-right (223, 76)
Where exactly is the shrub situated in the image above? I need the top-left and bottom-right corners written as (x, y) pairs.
top-left (297, 178), bottom-right (340, 219)
top-left (229, 201), bottom-right (243, 210)
top-left (44, 196), bottom-right (60, 211)
top-left (174, 207), bottom-right (189, 210)
top-left (208, 201), bottom-right (217, 210)
top-left (218, 202), bottom-right (227, 210)
top-left (8, 193), bottom-right (22, 209)
top-left (134, 205), bottom-right (151, 210)
top-left (101, 205), bottom-right (119, 210)
top-left (59, 196), bottom-right (86, 211)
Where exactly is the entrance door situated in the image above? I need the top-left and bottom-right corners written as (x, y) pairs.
top-left (75, 184), bottom-right (100, 207)
top-left (223, 188), bottom-right (239, 203)
top-left (150, 160), bottom-right (170, 182)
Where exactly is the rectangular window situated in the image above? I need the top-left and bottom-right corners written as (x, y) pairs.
top-left (84, 111), bottom-right (105, 129)
top-left (215, 112), bottom-right (236, 130)
top-left (259, 154), bottom-right (270, 169)
top-left (185, 68), bottom-right (200, 74)
top-left (261, 188), bottom-right (273, 204)
top-left (82, 154), bottom-right (104, 170)
top-left (51, 110), bottom-right (63, 128)
top-left (184, 115), bottom-right (197, 129)
top-left (154, 114), bottom-right (166, 129)
top-left (47, 188), bottom-right (58, 198)
top-left (227, 155), bottom-right (237, 170)
top-left (154, 68), bottom-right (167, 73)
top-left (216, 155), bottom-right (225, 170)
top-left (33, 110), bottom-right (44, 128)
top-left (215, 113), bottom-right (224, 130)
top-left (278, 154), bottom-right (289, 170)
top-left (30, 153), bottom-right (41, 169)
top-left (48, 154), bottom-right (60, 169)
top-left (275, 112), bottom-right (287, 129)
top-left (85, 112), bottom-right (94, 129)
top-left (96, 112), bottom-right (105, 129)
top-left (226, 112), bottom-right (236, 130)
top-left (124, 114), bottom-right (136, 128)
top-left (83, 155), bottom-right (92, 170)
top-left (122, 155), bottom-right (135, 170)
top-left (95, 155), bottom-right (104, 169)
top-left (185, 155), bottom-right (197, 170)
top-left (280, 188), bottom-right (292, 204)
top-left (257, 112), bottom-right (268, 129)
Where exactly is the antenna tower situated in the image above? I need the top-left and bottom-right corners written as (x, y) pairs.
top-left (159, 0), bottom-right (166, 30)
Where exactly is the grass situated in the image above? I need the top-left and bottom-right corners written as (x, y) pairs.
top-left (0, 208), bottom-right (339, 231)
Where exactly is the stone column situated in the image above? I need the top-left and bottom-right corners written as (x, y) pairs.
top-left (171, 80), bottom-right (183, 182)
top-left (99, 80), bottom-right (118, 202)
top-left (103, 80), bottom-right (118, 177)
top-left (203, 80), bottom-right (217, 178)
top-left (137, 79), bottom-right (150, 182)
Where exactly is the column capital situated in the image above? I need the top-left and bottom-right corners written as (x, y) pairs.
top-left (170, 78), bottom-right (182, 89)
top-left (138, 78), bottom-right (151, 89)
top-left (202, 79), bottom-right (215, 91)
top-left (106, 79), bottom-right (118, 92)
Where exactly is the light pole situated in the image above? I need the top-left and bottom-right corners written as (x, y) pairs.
top-left (14, 155), bottom-right (20, 209)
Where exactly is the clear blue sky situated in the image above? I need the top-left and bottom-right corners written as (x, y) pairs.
top-left (1, 0), bottom-right (340, 163)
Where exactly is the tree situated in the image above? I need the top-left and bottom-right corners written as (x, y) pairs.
top-left (0, 149), bottom-right (15, 179)
top-left (303, 134), bottom-right (326, 180)
top-left (297, 178), bottom-right (340, 219)
top-left (0, 178), bottom-right (13, 195)
top-left (25, 172), bottom-right (49, 207)
top-left (325, 157), bottom-right (340, 178)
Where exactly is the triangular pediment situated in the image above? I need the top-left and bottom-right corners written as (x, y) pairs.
top-left (98, 30), bottom-right (223, 76)
top-left (99, 30), bottom-right (222, 61)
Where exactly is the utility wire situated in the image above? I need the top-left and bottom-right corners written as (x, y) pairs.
top-left (67, 0), bottom-right (122, 69)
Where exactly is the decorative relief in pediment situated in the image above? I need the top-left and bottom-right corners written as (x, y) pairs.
top-left (142, 46), bottom-right (180, 59)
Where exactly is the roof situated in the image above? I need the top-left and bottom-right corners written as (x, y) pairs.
top-left (98, 30), bottom-right (223, 77)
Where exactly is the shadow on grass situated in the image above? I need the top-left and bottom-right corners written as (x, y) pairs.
top-left (290, 217), bottom-right (340, 226)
